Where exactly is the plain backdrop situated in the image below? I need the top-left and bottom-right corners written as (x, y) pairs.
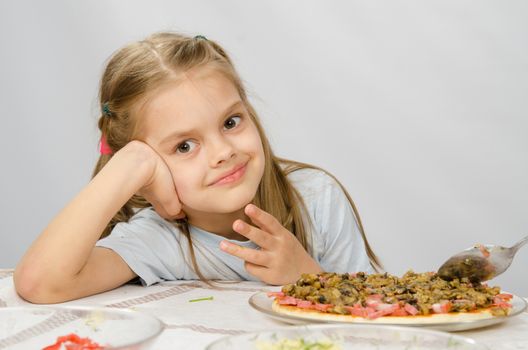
top-left (0, 1), bottom-right (527, 296)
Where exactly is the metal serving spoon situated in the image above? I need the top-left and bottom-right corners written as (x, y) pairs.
top-left (437, 235), bottom-right (528, 283)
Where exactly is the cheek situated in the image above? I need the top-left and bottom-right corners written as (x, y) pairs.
top-left (173, 179), bottom-right (191, 200)
top-left (242, 128), bottom-right (265, 180)
top-left (170, 166), bottom-right (201, 202)
top-left (241, 125), bottom-right (264, 155)
top-left (252, 133), bottom-right (266, 166)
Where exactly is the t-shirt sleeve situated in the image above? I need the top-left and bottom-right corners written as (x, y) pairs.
top-left (294, 170), bottom-right (375, 274)
top-left (96, 208), bottom-right (189, 286)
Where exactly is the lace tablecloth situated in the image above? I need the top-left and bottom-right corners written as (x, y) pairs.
top-left (1, 269), bottom-right (527, 349)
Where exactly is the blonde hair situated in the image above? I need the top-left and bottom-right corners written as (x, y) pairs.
top-left (93, 32), bottom-right (381, 279)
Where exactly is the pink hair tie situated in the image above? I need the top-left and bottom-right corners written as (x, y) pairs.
top-left (99, 135), bottom-right (113, 155)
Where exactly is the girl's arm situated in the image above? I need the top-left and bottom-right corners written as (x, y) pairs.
top-left (14, 141), bottom-right (181, 303)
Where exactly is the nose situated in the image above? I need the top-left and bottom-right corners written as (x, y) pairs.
top-left (208, 135), bottom-right (235, 167)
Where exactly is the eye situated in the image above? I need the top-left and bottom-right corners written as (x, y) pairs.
top-left (175, 140), bottom-right (197, 154)
top-left (223, 115), bottom-right (241, 130)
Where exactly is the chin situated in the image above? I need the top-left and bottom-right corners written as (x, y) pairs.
top-left (196, 188), bottom-right (257, 214)
top-left (214, 194), bottom-right (255, 213)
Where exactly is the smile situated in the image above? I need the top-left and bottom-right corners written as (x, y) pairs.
top-left (210, 163), bottom-right (248, 186)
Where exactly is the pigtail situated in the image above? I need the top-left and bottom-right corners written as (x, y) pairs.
top-left (92, 113), bottom-right (150, 239)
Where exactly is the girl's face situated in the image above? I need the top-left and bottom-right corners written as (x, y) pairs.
top-left (139, 68), bottom-right (265, 217)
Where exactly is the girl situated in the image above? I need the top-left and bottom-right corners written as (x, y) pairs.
top-left (14, 32), bottom-right (380, 303)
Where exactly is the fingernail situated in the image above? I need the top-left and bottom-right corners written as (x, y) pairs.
top-left (220, 241), bottom-right (231, 252)
top-left (234, 220), bottom-right (246, 231)
top-left (245, 204), bottom-right (256, 214)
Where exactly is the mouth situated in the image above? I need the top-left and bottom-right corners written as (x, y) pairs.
top-left (209, 162), bottom-right (248, 186)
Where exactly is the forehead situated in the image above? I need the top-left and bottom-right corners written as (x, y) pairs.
top-left (135, 68), bottom-right (242, 139)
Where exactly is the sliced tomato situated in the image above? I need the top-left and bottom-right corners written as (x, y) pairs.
top-left (57, 334), bottom-right (82, 343)
top-left (41, 333), bottom-right (103, 350)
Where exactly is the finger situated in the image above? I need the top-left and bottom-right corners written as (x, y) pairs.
top-left (244, 204), bottom-right (284, 235)
top-left (244, 262), bottom-right (286, 285)
top-left (219, 241), bottom-right (269, 267)
top-left (243, 261), bottom-right (268, 280)
top-left (232, 220), bottom-right (274, 249)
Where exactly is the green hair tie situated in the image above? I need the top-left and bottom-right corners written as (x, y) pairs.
top-left (194, 35), bottom-right (207, 41)
top-left (102, 102), bottom-right (112, 117)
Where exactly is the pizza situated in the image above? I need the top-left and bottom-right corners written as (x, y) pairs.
top-left (268, 270), bottom-right (513, 324)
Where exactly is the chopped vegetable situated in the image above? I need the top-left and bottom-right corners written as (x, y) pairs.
top-left (189, 296), bottom-right (214, 302)
top-left (256, 337), bottom-right (341, 350)
top-left (42, 333), bottom-right (104, 350)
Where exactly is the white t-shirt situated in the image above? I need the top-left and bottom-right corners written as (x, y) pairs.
top-left (96, 168), bottom-right (374, 286)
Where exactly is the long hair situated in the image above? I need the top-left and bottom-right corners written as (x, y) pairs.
top-left (93, 32), bottom-right (381, 280)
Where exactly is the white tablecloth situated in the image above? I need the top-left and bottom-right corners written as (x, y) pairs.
top-left (1, 269), bottom-right (527, 349)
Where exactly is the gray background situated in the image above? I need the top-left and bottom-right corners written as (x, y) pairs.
top-left (1, 1), bottom-right (527, 295)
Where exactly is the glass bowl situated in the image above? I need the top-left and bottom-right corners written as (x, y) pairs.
top-left (0, 306), bottom-right (164, 349)
top-left (206, 324), bottom-right (488, 350)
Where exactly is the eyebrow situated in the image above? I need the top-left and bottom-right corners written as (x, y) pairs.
top-left (158, 100), bottom-right (245, 146)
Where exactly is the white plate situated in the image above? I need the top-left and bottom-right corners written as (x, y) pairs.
top-left (206, 324), bottom-right (489, 349)
top-left (0, 306), bottom-right (164, 349)
top-left (248, 292), bottom-right (527, 332)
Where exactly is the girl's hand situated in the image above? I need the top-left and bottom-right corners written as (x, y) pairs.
top-left (220, 204), bottom-right (323, 285)
top-left (118, 141), bottom-right (185, 220)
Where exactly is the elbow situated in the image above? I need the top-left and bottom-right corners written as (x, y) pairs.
top-left (13, 270), bottom-right (40, 304)
top-left (14, 265), bottom-right (63, 304)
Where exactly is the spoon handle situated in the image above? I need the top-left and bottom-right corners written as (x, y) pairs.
top-left (511, 235), bottom-right (528, 253)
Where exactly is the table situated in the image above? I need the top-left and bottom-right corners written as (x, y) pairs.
top-left (1, 269), bottom-right (527, 349)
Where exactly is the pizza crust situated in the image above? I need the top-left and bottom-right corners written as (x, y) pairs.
top-left (272, 299), bottom-right (504, 324)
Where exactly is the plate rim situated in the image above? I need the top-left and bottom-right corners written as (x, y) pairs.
top-left (248, 291), bottom-right (527, 331)
top-left (0, 305), bottom-right (165, 348)
top-left (206, 323), bottom-right (488, 349)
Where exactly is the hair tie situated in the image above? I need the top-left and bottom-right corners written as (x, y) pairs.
top-left (194, 35), bottom-right (208, 41)
top-left (99, 135), bottom-right (113, 155)
top-left (102, 102), bottom-right (112, 117)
